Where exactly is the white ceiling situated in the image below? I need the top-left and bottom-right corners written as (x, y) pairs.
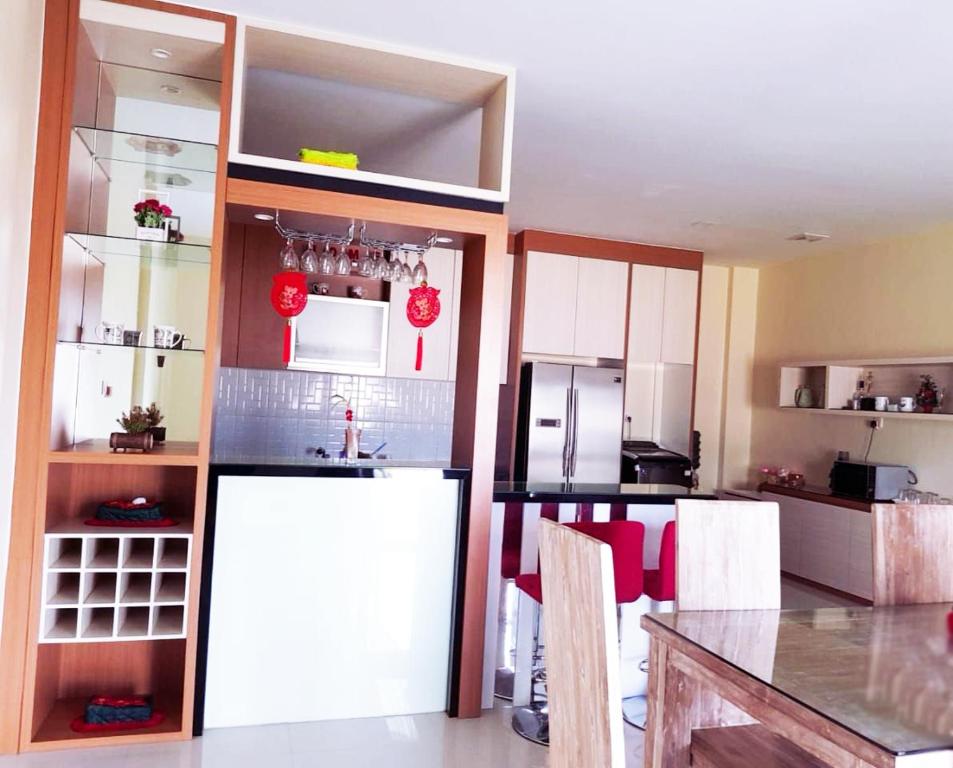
top-left (203, 0), bottom-right (953, 264)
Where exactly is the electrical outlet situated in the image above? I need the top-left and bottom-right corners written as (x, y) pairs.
top-left (868, 418), bottom-right (884, 430)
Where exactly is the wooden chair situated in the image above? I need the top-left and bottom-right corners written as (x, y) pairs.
top-left (537, 518), bottom-right (625, 768)
top-left (675, 499), bottom-right (782, 611)
top-left (872, 503), bottom-right (953, 605)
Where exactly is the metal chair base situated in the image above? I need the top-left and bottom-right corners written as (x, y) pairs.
top-left (622, 695), bottom-right (647, 730)
top-left (494, 667), bottom-right (514, 701)
top-left (512, 704), bottom-right (549, 746)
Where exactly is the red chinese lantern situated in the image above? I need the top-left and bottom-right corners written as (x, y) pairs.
top-left (270, 271), bottom-right (308, 363)
top-left (406, 282), bottom-right (441, 371)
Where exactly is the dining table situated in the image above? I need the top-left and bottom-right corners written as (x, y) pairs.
top-left (642, 603), bottom-right (953, 767)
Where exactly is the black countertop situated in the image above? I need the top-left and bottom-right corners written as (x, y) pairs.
top-left (210, 459), bottom-right (470, 480)
top-left (493, 482), bottom-right (717, 504)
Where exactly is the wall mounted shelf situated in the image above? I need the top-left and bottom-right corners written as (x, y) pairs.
top-left (778, 356), bottom-right (953, 417)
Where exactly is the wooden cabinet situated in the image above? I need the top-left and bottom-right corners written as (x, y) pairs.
top-left (764, 491), bottom-right (873, 601)
top-left (573, 257), bottom-right (629, 358)
top-left (628, 265), bottom-right (665, 363)
top-left (388, 247), bottom-right (458, 380)
top-left (661, 268), bottom-right (699, 365)
top-left (521, 251), bottom-right (627, 359)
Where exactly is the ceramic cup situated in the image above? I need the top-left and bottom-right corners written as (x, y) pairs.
top-left (95, 321), bottom-right (124, 345)
top-left (122, 330), bottom-right (142, 346)
top-left (154, 325), bottom-right (184, 349)
top-left (899, 396), bottom-right (915, 412)
top-left (874, 396), bottom-right (889, 411)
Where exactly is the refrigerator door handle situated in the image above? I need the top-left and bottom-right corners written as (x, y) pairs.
top-left (570, 388), bottom-right (580, 477)
top-left (562, 387), bottom-right (572, 478)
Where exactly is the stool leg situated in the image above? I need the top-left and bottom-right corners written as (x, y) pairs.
top-left (511, 590), bottom-right (538, 707)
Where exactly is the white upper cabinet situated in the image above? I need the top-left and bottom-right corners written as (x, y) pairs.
top-left (628, 265), bottom-right (665, 363)
top-left (521, 251), bottom-right (627, 359)
top-left (660, 268), bottom-right (699, 365)
top-left (387, 247), bottom-right (458, 380)
top-left (521, 251), bottom-right (579, 356)
top-left (573, 258), bottom-right (629, 359)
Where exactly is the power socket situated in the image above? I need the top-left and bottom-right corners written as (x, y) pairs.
top-left (867, 418), bottom-right (884, 430)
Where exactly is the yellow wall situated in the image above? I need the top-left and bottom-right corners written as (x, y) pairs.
top-left (750, 223), bottom-right (953, 495)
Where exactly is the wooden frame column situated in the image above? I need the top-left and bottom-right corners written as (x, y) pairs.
top-left (0, 0), bottom-right (76, 753)
top-left (225, 179), bottom-right (508, 718)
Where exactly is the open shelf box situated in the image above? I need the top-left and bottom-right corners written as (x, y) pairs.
top-left (778, 356), bottom-right (953, 418)
top-left (231, 19), bottom-right (514, 204)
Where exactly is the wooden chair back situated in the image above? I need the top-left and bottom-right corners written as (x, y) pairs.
top-left (675, 499), bottom-right (781, 611)
top-left (538, 519), bottom-right (625, 768)
top-left (872, 503), bottom-right (953, 605)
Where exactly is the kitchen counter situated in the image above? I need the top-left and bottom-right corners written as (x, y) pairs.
top-left (197, 461), bottom-right (469, 731)
top-left (210, 458), bottom-right (469, 480)
top-left (493, 481), bottom-right (716, 504)
top-left (757, 482), bottom-right (872, 512)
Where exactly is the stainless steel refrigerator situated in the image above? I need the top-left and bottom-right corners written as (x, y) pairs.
top-left (515, 362), bottom-right (624, 483)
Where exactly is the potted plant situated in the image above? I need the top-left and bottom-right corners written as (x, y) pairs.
top-left (110, 406), bottom-right (155, 452)
top-left (145, 402), bottom-right (165, 444)
top-left (916, 374), bottom-right (940, 413)
top-left (133, 199), bottom-right (173, 241)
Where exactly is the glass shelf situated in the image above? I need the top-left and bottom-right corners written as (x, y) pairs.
top-left (66, 233), bottom-right (211, 265)
top-left (56, 341), bottom-right (206, 354)
top-left (73, 126), bottom-right (217, 175)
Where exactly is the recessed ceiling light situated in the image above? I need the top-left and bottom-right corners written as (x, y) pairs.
top-left (150, 47), bottom-right (172, 59)
top-left (253, 212), bottom-right (275, 221)
top-left (435, 236), bottom-right (453, 244)
top-left (159, 84), bottom-right (181, 95)
top-left (787, 232), bottom-right (831, 243)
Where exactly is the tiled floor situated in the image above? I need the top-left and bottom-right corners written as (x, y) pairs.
top-left (0, 577), bottom-right (855, 767)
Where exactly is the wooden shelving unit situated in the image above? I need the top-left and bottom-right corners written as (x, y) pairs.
top-left (0, 0), bottom-right (235, 755)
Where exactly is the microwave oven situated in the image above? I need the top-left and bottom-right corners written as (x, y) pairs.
top-left (829, 460), bottom-right (913, 501)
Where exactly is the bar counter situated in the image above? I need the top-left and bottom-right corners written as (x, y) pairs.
top-left (493, 481), bottom-right (716, 504)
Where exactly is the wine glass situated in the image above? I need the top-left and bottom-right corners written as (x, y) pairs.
top-left (381, 251), bottom-right (395, 282)
top-left (399, 251), bottom-right (413, 283)
top-left (335, 245), bottom-right (352, 275)
top-left (300, 240), bottom-right (319, 273)
top-left (358, 247), bottom-right (373, 277)
top-left (317, 242), bottom-right (334, 275)
top-left (278, 238), bottom-right (299, 271)
top-left (412, 253), bottom-right (429, 285)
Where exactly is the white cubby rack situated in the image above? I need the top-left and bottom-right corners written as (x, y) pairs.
top-left (40, 525), bottom-right (192, 643)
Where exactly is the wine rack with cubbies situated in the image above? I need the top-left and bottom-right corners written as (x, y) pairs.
top-left (40, 530), bottom-right (191, 643)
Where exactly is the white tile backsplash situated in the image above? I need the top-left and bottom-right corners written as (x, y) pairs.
top-left (213, 368), bottom-right (455, 463)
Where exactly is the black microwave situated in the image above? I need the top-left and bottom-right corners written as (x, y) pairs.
top-left (829, 460), bottom-right (913, 501)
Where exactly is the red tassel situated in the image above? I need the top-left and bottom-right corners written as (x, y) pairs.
top-left (283, 320), bottom-right (292, 364)
top-left (415, 331), bottom-right (423, 371)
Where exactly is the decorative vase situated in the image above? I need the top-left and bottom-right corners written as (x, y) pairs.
top-left (136, 226), bottom-right (166, 242)
top-left (148, 426), bottom-right (166, 444)
top-left (109, 431), bottom-right (154, 453)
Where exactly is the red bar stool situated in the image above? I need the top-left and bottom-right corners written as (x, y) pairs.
top-left (512, 520), bottom-right (645, 745)
top-left (623, 520), bottom-right (676, 729)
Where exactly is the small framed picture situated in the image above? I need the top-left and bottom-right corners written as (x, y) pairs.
top-left (165, 215), bottom-right (182, 242)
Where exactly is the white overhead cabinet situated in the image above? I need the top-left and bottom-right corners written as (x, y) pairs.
top-left (624, 265), bottom-right (699, 452)
top-left (521, 251), bottom-right (628, 360)
top-left (660, 267), bottom-right (699, 365)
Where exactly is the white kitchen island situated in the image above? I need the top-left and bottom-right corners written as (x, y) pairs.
top-left (197, 463), bottom-right (468, 731)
